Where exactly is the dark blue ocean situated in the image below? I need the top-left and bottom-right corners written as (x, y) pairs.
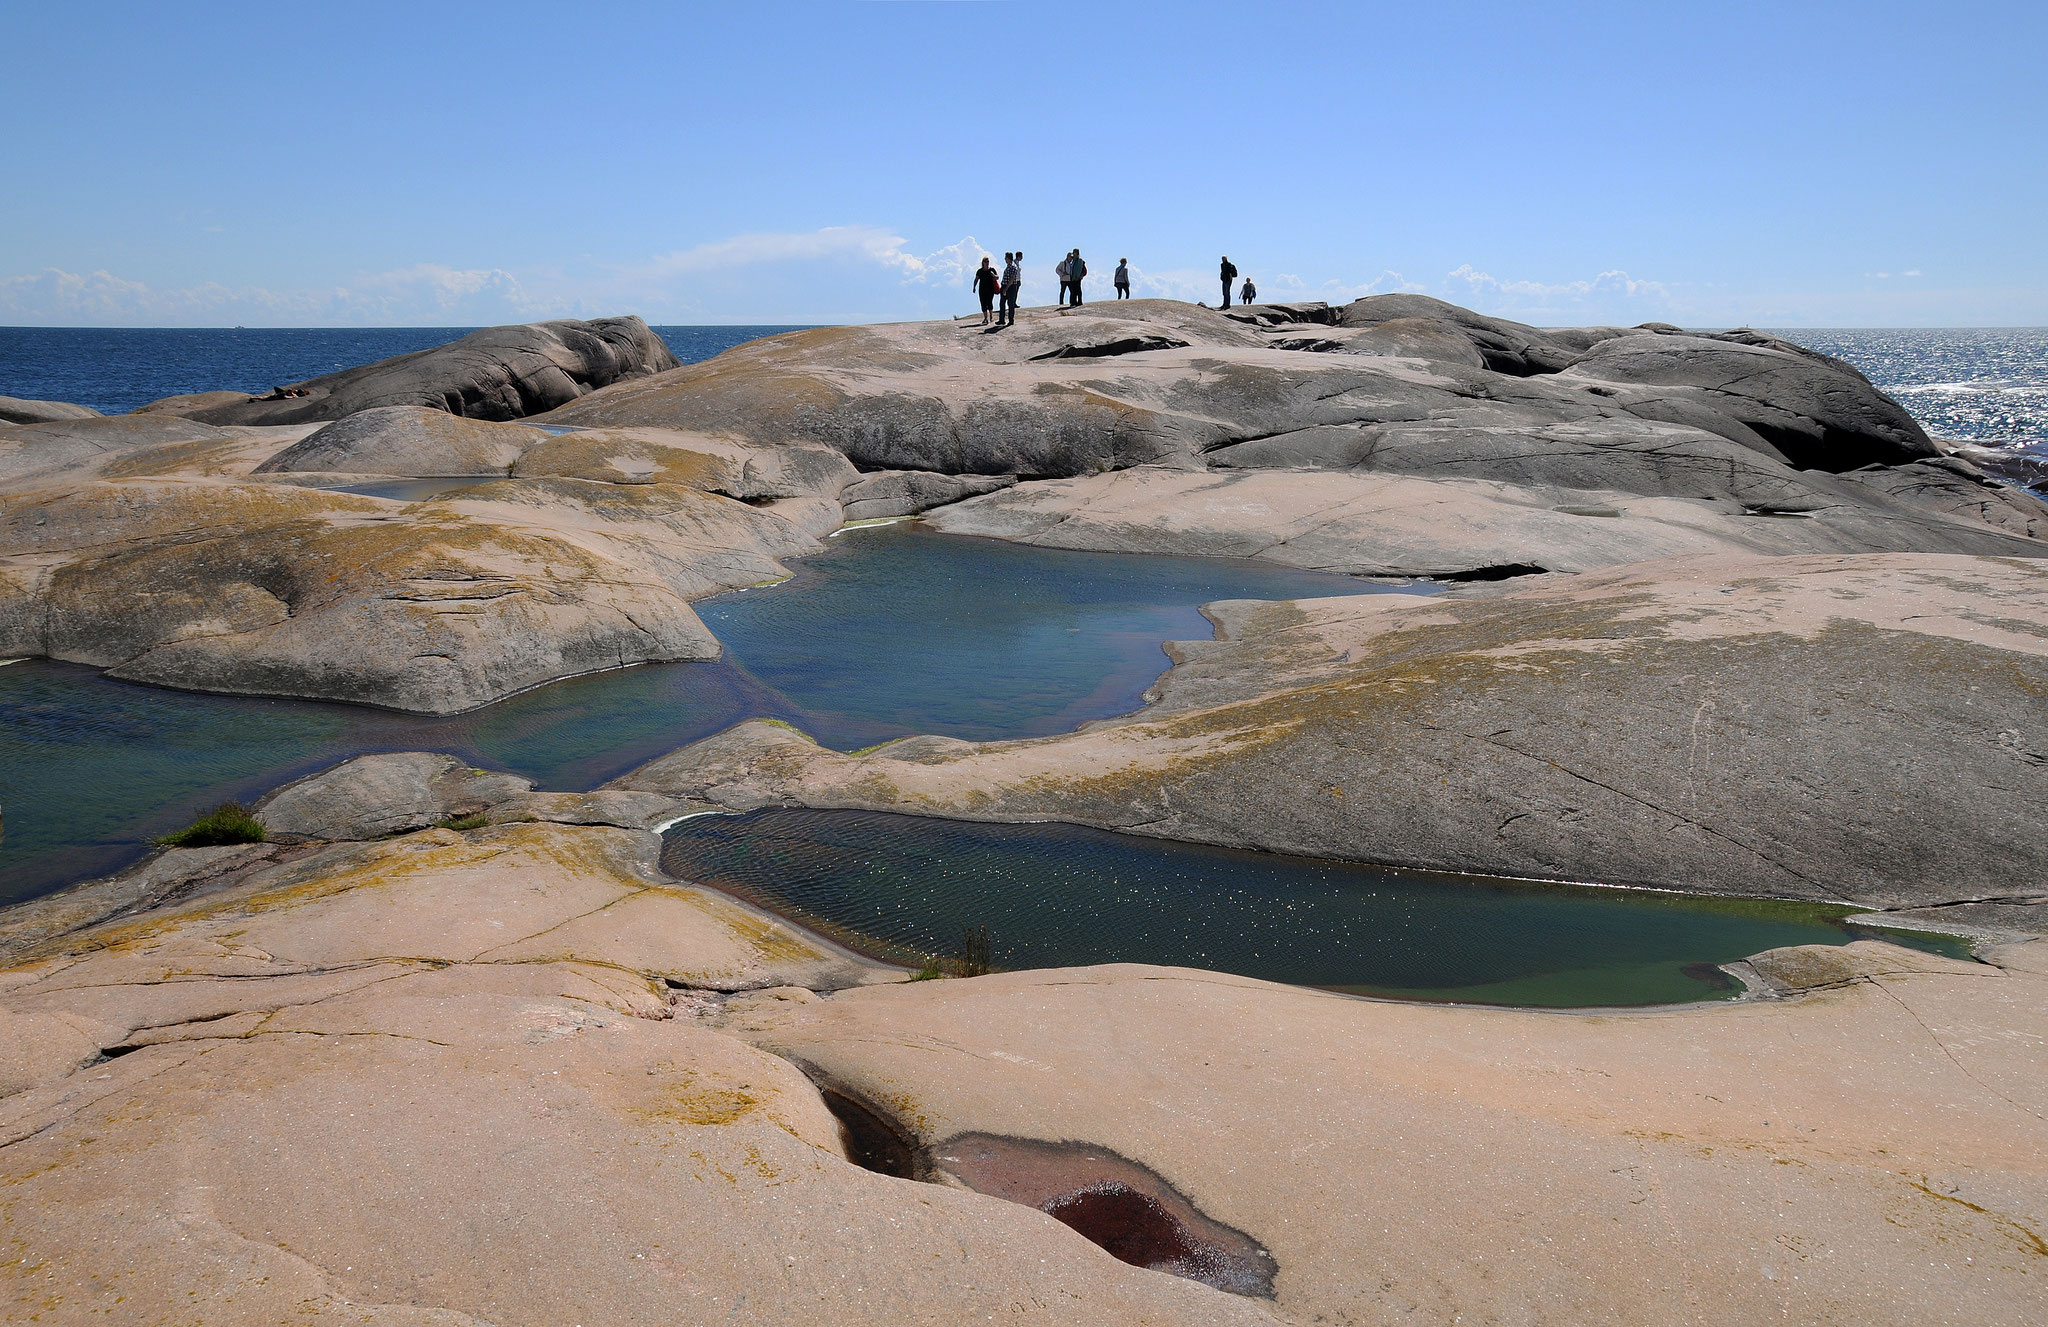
top-left (0, 326), bottom-right (811, 415)
top-left (3, 325), bottom-right (2042, 483)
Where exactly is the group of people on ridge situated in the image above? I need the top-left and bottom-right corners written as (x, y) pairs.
top-left (969, 251), bottom-right (1255, 325)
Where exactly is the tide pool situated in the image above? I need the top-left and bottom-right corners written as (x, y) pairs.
top-left (0, 524), bottom-right (1418, 905)
top-left (661, 807), bottom-right (1970, 1007)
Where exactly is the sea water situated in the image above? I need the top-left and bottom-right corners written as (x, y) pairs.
top-left (0, 325), bottom-right (809, 413)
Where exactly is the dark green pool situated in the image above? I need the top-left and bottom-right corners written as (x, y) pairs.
top-left (660, 807), bottom-right (1971, 1007)
top-left (0, 525), bottom-right (1420, 905)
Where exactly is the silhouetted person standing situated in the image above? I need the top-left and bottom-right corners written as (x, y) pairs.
top-left (972, 256), bottom-right (1000, 324)
top-left (1068, 250), bottom-right (1087, 306)
top-left (1114, 259), bottom-right (1130, 298)
top-left (1220, 255), bottom-right (1238, 308)
top-left (1000, 251), bottom-right (1022, 325)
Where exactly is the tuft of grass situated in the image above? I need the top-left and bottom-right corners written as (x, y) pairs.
top-left (954, 924), bottom-right (993, 978)
top-left (435, 811), bottom-right (491, 832)
top-left (909, 954), bottom-right (946, 982)
top-left (156, 801), bottom-right (266, 849)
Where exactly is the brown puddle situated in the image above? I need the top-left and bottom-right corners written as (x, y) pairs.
top-left (930, 1133), bottom-right (1277, 1298)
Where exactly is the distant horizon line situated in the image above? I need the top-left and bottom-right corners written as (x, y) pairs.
top-left (6, 317), bottom-right (2048, 333)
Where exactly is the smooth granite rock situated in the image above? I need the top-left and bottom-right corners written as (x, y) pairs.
top-left (1, 811), bottom-right (2040, 1326)
top-left (253, 404), bottom-right (538, 476)
top-left (531, 298), bottom-right (2039, 578)
top-left (0, 416), bottom-right (862, 711)
top-left (138, 316), bottom-right (680, 425)
top-left (0, 394), bottom-right (101, 426)
top-left (257, 752), bottom-right (533, 840)
top-left (618, 552), bottom-right (2048, 911)
top-left (839, 468), bottom-right (1018, 521)
top-left (730, 941), bottom-right (2048, 1327)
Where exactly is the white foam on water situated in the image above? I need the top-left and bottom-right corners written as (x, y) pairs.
top-left (650, 810), bottom-right (733, 834)
top-left (829, 516), bottom-right (915, 537)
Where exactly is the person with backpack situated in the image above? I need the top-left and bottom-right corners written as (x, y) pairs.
top-left (972, 256), bottom-right (1001, 325)
top-left (1241, 277), bottom-right (1256, 306)
top-left (1114, 258), bottom-right (1131, 298)
top-left (1220, 255), bottom-right (1239, 308)
top-left (1068, 250), bottom-right (1088, 307)
top-left (1000, 251), bottom-right (1022, 325)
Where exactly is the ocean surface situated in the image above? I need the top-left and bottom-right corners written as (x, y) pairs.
top-left (0, 325), bottom-right (810, 414)
top-left (3, 326), bottom-right (2044, 471)
top-left (1774, 327), bottom-right (2048, 483)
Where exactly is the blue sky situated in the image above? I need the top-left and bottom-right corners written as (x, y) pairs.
top-left (3, 0), bottom-right (2042, 327)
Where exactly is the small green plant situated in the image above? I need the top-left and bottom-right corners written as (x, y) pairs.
top-left (435, 811), bottom-right (491, 832)
top-left (909, 954), bottom-right (946, 982)
top-left (156, 802), bottom-right (265, 849)
top-left (955, 924), bottom-right (993, 978)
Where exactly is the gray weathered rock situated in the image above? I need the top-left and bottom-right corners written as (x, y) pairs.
top-left (257, 752), bottom-right (532, 840)
top-left (838, 469), bottom-right (1017, 521)
top-left (254, 405), bottom-right (536, 476)
top-left (532, 297), bottom-right (2035, 577)
top-left (139, 316), bottom-right (680, 426)
top-left (617, 552), bottom-right (2048, 912)
top-left (0, 395), bottom-right (101, 426)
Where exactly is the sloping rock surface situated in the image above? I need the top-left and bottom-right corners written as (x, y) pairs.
top-left (532, 297), bottom-right (2041, 576)
top-left (1, 813), bottom-right (2040, 1325)
top-left (257, 752), bottom-right (533, 840)
top-left (0, 394), bottom-right (101, 426)
top-left (254, 404), bottom-right (537, 476)
top-left (139, 316), bottom-right (680, 425)
top-left (620, 552), bottom-right (2048, 910)
top-left (0, 412), bottom-right (865, 712)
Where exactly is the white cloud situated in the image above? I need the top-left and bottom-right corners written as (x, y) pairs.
top-left (1437, 264), bottom-right (1671, 323)
top-left (0, 263), bottom-right (534, 326)
top-left (637, 226), bottom-right (985, 288)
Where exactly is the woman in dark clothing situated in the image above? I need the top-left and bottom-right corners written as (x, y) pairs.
top-left (972, 256), bottom-right (1001, 324)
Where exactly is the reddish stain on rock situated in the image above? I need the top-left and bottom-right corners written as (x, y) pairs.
top-left (931, 1132), bottom-right (1276, 1297)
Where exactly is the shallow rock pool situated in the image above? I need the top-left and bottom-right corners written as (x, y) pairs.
top-left (661, 807), bottom-right (1970, 1007)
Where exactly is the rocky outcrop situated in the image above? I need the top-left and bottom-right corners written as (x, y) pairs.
top-left (257, 752), bottom-right (533, 840)
top-left (1, 810), bottom-right (2040, 1325)
top-left (839, 469), bottom-right (1017, 521)
top-left (0, 413), bottom-right (304, 486)
top-left (0, 409), bottom-right (874, 711)
top-left (532, 298), bottom-right (2040, 578)
top-left (8, 296), bottom-right (2040, 711)
top-left (0, 394), bottom-right (101, 426)
top-left (253, 404), bottom-right (537, 477)
top-left (619, 552), bottom-right (2048, 911)
top-left (138, 316), bottom-right (680, 426)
